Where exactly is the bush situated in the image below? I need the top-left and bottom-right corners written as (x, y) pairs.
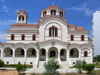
top-left (76, 60), bottom-right (82, 73)
top-left (96, 62), bottom-right (99, 65)
top-left (84, 64), bottom-right (95, 74)
top-left (43, 57), bottom-right (60, 75)
top-left (16, 62), bottom-right (24, 75)
top-left (82, 60), bottom-right (86, 70)
top-left (4, 64), bottom-right (33, 68)
top-left (0, 59), bottom-right (4, 67)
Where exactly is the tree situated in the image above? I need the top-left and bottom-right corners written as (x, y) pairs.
top-left (76, 60), bottom-right (82, 73)
top-left (82, 59), bottom-right (86, 70)
top-left (16, 62), bottom-right (24, 75)
top-left (84, 64), bottom-right (95, 74)
top-left (0, 59), bottom-right (4, 67)
top-left (43, 57), bottom-right (60, 75)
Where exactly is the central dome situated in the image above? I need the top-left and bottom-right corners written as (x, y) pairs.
top-left (46, 5), bottom-right (60, 8)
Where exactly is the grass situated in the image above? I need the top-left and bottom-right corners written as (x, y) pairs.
top-left (30, 70), bottom-right (100, 75)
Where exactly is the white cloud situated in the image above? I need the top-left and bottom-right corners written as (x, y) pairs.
top-left (0, 19), bottom-right (16, 25)
top-left (65, 1), bottom-right (100, 16)
top-left (0, 32), bottom-right (6, 40)
top-left (2, 5), bottom-right (9, 13)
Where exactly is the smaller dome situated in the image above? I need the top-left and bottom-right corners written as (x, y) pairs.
top-left (19, 10), bottom-right (26, 13)
top-left (46, 5), bottom-right (60, 8)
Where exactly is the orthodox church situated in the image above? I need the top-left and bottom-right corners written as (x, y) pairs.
top-left (0, 5), bottom-right (93, 67)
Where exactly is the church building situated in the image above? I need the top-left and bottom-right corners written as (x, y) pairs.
top-left (0, 5), bottom-right (93, 68)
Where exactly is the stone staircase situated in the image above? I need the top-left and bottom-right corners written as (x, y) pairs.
top-left (61, 61), bottom-right (69, 68)
top-left (38, 61), bottom-right (46, 68)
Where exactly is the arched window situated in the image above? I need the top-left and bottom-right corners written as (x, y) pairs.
top-left (42, 49), bottom-right (45, 55)
top-left (84, 51), bottom-right (88, 57)
top-left (11, 34), bottom-right (14, 40)
top-left (32, 49), bottom-right (36, 55)
top-left (81, 35), bottom-right (84, 41)
top-left (21, 49), bottom-right (24, 55)
top-left (70, 35), bottom-right (74, 41)
top-left (10, 49), bottom-right (13, 55)
top-left (49, 26), bottom-right (57, 37)
top-left (60, 11), bottom-right (63, 17)
top-left (70, 49), bottom-right (74, 55)
top-left (51, 10), bottom-right (56, 15)
top-left (61, 49), bottom-right (64, 55)
top-left (19, 15), bottom-right (24, 21)
top-left (32, 35), bottom-right (36, 40)
top-left (21, 34), bottom-right (25, 40)
top-left (43, 11), bottom-right (46, 17)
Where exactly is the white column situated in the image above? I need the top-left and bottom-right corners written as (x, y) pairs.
top-left (79, 49), bottom-right (81, 59)
top-left (46, 51), bottom-right (48, 62)
top-left (58, 51), bottom-right (60, 60)
top-left (13, 49), bottom-right (15, 64)
top-left (17, 15), bottom-right (19, 23)
top-left (24, 15), bottom-right (26, 23)
top-left (56, 10), bottom-right (60, 16)
top-left (24, 49), bottom-right (27, 64)
top-left (1, 49), bottom-right (3, 60)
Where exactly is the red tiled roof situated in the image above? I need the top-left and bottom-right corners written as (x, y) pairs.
top-left (68, 24), bottom-right (76, 27)
top-left (76, 27), bottom-right (85, 30)
top-left (46, 5), bottom-right (60, 8)
top-left (0, 42), bottom-right (4, 45)
top-left (19, 10), bottom-right (26, 13)
top-left (10, 24), bottom-right (39, 27)
top-left (5, 30), bottom-right (39, 33)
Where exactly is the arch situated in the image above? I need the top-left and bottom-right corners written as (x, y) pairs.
top-left (60, 11), bottom-right (63, 17)
top-left (84, 51), bottom-right (88, 57)
top-left (49, 26), bottom-right (58, 37)
top-left (15, 48), bottom-right (25, 57)
top-left (27, 48), bottom-right (36, 57)
top-left (32, 34), bottom-right (36, 40)
top-left (81, 35), bottom-right (84, 41)
top-left (60, 49), bottom-right (66, 61)
top-left (51, 10), bottom-right (56, 15)
top-left (3, 47), bottom-right (13, 57)
top-left (69, 48), bottom-right (79, 58)
top-left (21, 34), bottom-right (25, 40)
top-left (11, 34), bottom-right (15, 40)
top-left (43, 11), bottom-right (46, 17)
top-left (50, 50), bottom-right (56, 57)
top-left (19, 15), bottom-right (24, 21)
top-left (40, 48), bottom-right (46, 61)
top-left (48, 47), bottom-right (58, 58)
top-left (70, 35), bottom-right (74, 41)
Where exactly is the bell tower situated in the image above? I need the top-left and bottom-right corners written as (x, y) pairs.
top-left (17, 10), bottom-right (28, 24)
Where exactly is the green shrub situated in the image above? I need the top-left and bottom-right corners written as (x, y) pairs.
top-left (0, 59), bottom-right (4, 67)
top-left (76, 60), bottom-right (82, 73)
top-left (84, 64), bottom-right (95, 74)
top-left (96, 62), bottom-right (99, 65)
top-left (43, 57), bottom-right (60, 75)
top-left (4, 64), bottom-right (33, 68)
top-left (82, 60), bottom-right (86, 70)
top-left (16, 62), bottom-right (24, 75)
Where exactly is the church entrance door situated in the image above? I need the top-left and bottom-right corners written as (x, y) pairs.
top-left (50, 50), bottom-right (56, 57)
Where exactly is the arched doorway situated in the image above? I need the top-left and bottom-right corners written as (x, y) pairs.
top-left (27, 48), bottom-right (36, 57)
top-left (50, 50), bottom-right (56, 57)
top-left (48, 47), bottom-right (58, 58)
top-left (69, 48), bottom-right (79, 58)
top-left (15, 48), bottom-right (24, 57)
top-left (40, 48), bottom-right (46, 61)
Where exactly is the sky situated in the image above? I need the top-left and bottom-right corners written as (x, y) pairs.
top-left (0, 0), bottom-right (100, 43)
